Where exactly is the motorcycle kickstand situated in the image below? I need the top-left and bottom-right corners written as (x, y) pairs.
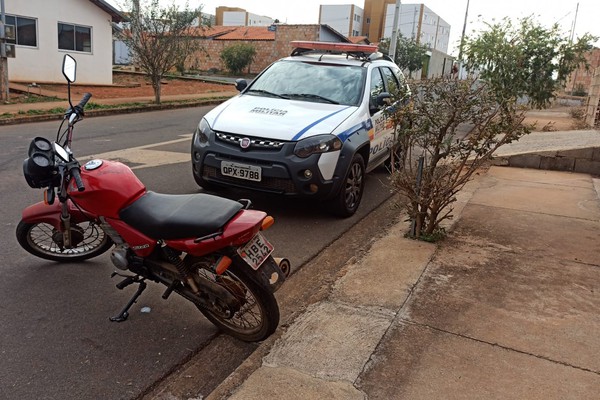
top-left (109, 272), bottom-right (147, 322)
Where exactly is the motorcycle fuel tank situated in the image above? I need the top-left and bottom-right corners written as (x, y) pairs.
top-left (68, 159), bottom-right (146, 218)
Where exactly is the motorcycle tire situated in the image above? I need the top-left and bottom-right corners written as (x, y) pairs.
top-left (16, 220), bottom-right (112, 263)
top-left (193, 256), bottom-right (280, 342)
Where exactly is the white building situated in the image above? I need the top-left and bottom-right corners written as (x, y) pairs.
top-left (319, 4), bottom-right (364, 37)
top-left (383, 3), bottom-right (450, 53)
top-left (4, 0), bottom-right (124, 85)
top-left (221, 11), bottom-right (274, 27)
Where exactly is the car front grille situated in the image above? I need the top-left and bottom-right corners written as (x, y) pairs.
top-left (215, 132), bottom-right (286, 150)
top-left (202, 165), bottom-right (297, 194)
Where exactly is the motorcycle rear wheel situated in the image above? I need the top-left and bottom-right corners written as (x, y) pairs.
top-left (192, 257), bottom-right (280, 342)
top-left (16, 220), bottom-right (112, 262)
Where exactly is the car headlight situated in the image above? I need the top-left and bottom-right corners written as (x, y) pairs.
top-left (195, 118), bottom-right (213, 145)
top-left (294, 135), bottom-right (342, 158)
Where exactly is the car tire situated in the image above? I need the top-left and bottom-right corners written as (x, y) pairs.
top-left (329, 153), bottom-right (365, 218)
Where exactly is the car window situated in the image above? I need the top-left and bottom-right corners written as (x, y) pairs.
top-left (370, 68), bottom-right (385, 110)
top-left (388, 65), bottom-right (410, 99)
top-left (381, 67), bottom-right (400, 94)
top-left (248, 60), bottom-right (366, 106)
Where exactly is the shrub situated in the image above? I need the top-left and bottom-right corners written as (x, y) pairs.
top-left (220, 43), bottom-right (256, 75)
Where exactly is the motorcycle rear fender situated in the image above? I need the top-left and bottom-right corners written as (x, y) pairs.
top-left (21, 200), bottom-right (97, 231)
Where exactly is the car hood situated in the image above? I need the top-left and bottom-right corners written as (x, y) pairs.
top-left (206, 95), bottom-right (358, 141)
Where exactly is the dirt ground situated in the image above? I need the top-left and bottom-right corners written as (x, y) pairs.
top-left (24, 72), bottom-right (233, 100)
top-left (523, 105), bottom-right (587, 132)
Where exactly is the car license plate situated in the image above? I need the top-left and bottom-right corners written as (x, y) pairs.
top-left (237, 233), bottom-right (274, 270)
top-left (221, 161), bottom-right (261, 182)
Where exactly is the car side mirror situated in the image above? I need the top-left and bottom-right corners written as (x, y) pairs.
top-left (62, 54), bottom-right (77, 83)
top-left (376, 92), bottom-right (392, 107)
top-left (235, 79), bottom-right (248, 92)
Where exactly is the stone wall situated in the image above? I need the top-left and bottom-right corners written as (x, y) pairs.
top-left (493, 147), bottom-right (600, 175)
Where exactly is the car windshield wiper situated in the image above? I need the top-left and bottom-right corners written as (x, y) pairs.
top-left (284, 93), bottom-right (339, 104)
top-left (246, 89), bottom-right (289, 99)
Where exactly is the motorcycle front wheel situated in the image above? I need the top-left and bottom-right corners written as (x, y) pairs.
top-left (16, 220), bottom-right (112, 262)
top-left (191, 257), bottom-right (280, 342)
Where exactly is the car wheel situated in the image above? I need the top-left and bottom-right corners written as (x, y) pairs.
top-left (329, 153), bottom-right (365, 217)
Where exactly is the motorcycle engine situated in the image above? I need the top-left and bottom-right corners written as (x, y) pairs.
top-left (111, 244), bottom-right (130, 270)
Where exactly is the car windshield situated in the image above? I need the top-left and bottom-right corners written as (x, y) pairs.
top-left (247, 60), bottom-right (366, 106)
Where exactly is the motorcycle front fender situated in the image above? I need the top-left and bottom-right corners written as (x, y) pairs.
top-left (21, 200), bottom-right (98, 231)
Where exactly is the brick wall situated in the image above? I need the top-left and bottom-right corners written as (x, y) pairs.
top-left (565, 48), bottom-right (600, 95)
top-left (185, 25), bottom-right (322, 74)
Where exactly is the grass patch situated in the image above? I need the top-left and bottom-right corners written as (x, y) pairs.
top-left (21, 95), bottom-right (61, 104)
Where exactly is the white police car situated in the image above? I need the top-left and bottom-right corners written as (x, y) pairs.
top-left (191, 41), bottom-right (409, 217)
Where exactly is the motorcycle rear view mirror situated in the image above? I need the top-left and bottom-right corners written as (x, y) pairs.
top-left (53, 142), bottom-right (70, 162)
top-left (62, 54), bottom-right (76, 83)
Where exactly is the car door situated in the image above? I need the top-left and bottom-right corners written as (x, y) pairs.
top-left (367, 67), bottom-right (393, 165)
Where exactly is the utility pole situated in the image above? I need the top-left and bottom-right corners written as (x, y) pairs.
top-left (569, 2), bottom-right (579, 43)
top-left (457, 0), bottom-right (470, 79)
top-left (0, 0), bottom-right (9, 102)
top-left (389, 0), bottom-right (401, 62)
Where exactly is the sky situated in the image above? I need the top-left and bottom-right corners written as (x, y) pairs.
top-left (108, 0), bottom-right (600, 56)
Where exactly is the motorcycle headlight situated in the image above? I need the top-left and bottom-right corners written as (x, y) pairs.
top-left (195, 118), bottom-right (213, 145)
top-left (294, 135), bottom-right (342, 158)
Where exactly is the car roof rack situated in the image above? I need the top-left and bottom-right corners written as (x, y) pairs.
top-left (290, 41), bottom-right (384, 61)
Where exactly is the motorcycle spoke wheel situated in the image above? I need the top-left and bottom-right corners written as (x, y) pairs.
top-left (193, 262), bottom-right (279, 342)
top-left (16, 220), bottom-right (112, 262)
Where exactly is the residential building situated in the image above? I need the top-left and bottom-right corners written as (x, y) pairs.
top-left (5, 0), bottom-right (124, 85)
top-left (362, 0), bottom-right (394, 41)
top-left (318, 4), bottom-right (364, 37)
top-left (215, 7), bottom-right (274, 27)
top-left (362, 1), bottom-right (450, 53)
top-left (186, 24), bottom-right (349, 74)
top-left (383, 3), bottom-right (450, 53)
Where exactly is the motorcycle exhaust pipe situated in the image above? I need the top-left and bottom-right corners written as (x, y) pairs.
top-left (274, 257), bottom-right (291, 277)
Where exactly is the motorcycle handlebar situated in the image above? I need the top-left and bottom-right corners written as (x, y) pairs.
top-left (77, 93), bottom-right (92, 110)
top-left (70, 165), bottom-right (85, 192)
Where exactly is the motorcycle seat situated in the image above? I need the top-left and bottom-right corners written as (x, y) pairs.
top-left (119, 191), bottom-right (243, 240)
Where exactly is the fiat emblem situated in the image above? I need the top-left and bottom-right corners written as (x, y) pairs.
top-left (240, 137), bottom-right (251, 149)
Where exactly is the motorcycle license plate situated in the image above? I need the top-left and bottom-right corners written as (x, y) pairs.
top-left (238, 233), bottom-right (274, 270)
top-left (221, 161), bottom-right (262, 182)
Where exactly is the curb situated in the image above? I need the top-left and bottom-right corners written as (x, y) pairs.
top-left (0, 97), bottom-right (231, 126)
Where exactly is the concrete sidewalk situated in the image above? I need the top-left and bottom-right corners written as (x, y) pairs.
top-left (203, 166), bottom-right (600, 400)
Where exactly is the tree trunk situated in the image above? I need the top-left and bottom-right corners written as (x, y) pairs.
top-left (152, 76), bottom-right (162, 104)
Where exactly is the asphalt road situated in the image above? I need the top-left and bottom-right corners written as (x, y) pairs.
top-left (0, 107), bottom-right (395, 399)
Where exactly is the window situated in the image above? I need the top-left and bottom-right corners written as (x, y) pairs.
top-left (381, 67), bottom-right (401, 95)
top-left (369, 68), bottom-right (385, 113)
top-left (5, 15), bottom-right (37, 47)
top-left (58, 23), bottom-right (91, 52)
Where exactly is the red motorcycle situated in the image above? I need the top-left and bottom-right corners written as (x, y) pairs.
top-left (16, 55), bottom-right (288, 342)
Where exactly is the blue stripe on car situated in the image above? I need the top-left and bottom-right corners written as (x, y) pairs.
top-left (337, 119), bottom-right (373, 142)
top-left (292, 106), bottom-right (351, 141)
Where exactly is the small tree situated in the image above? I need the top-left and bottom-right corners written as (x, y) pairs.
top-left (462, 17), bottom-right (597, 108)
top-left (389, 78), bottom-right (530, 239)
top-left (379, 35), bottom-right (428, 77)
top-left (118, 0), bottom-right (201, 104)
top-left (220, 43), bottom-right (257, 75)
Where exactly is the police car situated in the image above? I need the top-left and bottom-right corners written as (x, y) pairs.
top-left (191, 41), bottom-right (409, 217)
